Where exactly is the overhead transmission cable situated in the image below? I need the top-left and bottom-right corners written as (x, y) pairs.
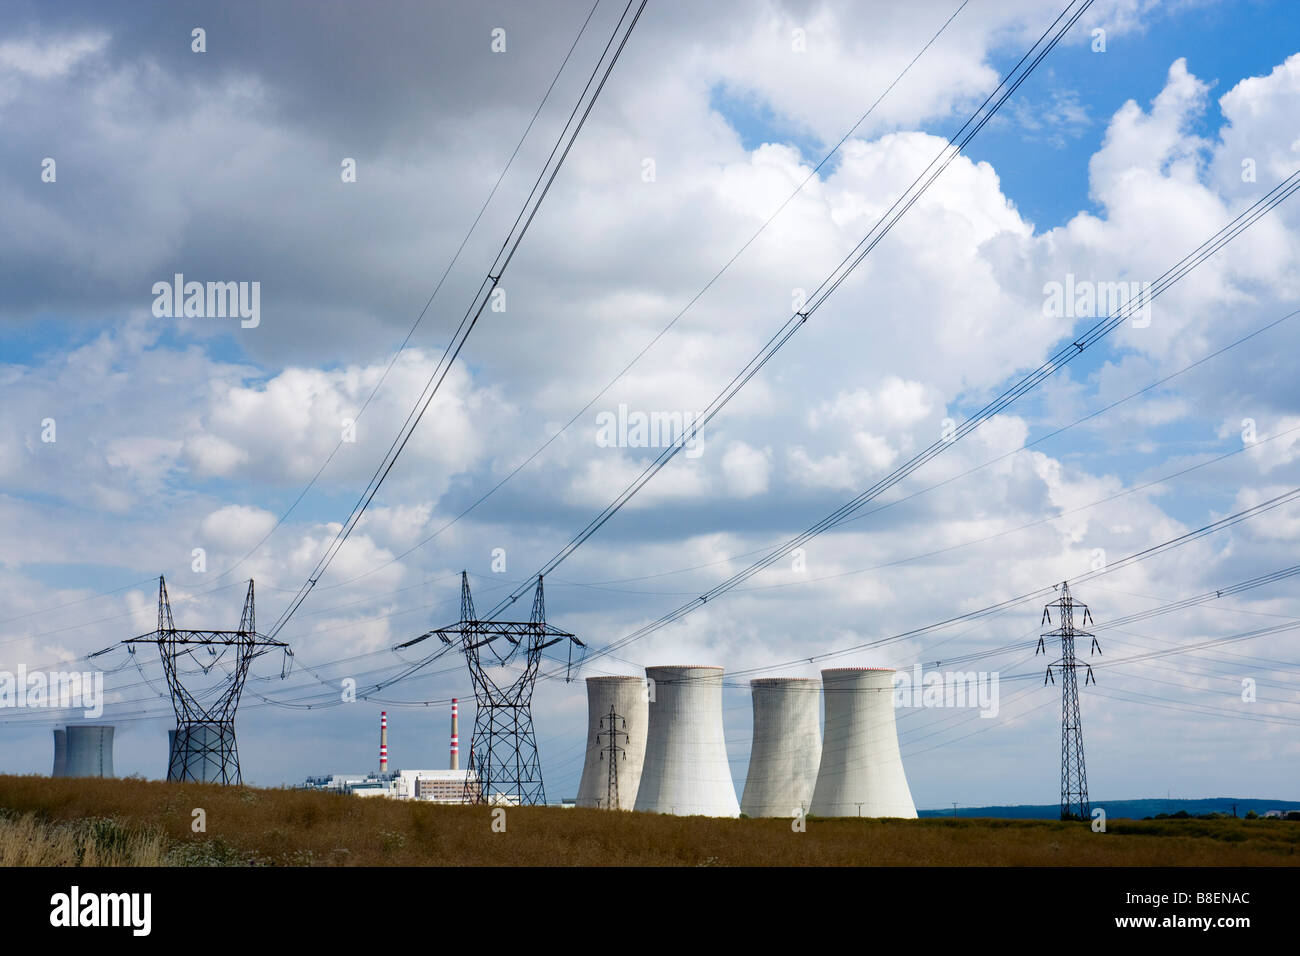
top-left (302, 0), bottom-right (975, 593)
top-left (481, 0), bottom-right (1099, 622)
top-left (212, 0), bottom-right (606, 584)
top-left (580, 171), bottom-right (1300, 664)
top-left (566, 485), bottom-right (1300, 682)
top-left (264, 0), bottom-right (648, 640)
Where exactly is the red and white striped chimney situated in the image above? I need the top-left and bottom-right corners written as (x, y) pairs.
top-left (450, 698), bottom-right (459, 770)
top-left (379, 710), bottom-right (389, 775)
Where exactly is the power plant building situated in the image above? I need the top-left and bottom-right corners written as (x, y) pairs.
top-left (298, 701), bottom-right (479, 802)
top-left (633, 665), bottom-right (739, 817)
top-left (810, 667), bottom-right (916, 818)
top-left (740, 677), bottom-right (822, 817)
top-left (576, 675), bottom-right (649, 809)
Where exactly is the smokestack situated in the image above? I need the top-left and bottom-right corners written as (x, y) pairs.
top-left (379, 711), bottom-right (388, 775)
top-left (450, 698), bottom-right (459, 770)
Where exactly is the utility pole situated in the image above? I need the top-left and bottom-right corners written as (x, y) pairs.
top-left (952, 802), bottom-right (958, 819)
top-left (1037, 581), bottom-right (1100, 821)
top-left (597, 704), bottom-right (628, 810)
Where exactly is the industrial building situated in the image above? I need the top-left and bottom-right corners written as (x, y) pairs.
top-left (303, 768), bottom-right (480, 802)
top-left (298, 701), bottom-right (479, 802)
top-left (810, 667), bottom-right (917, 818)
top-left (741, 677), bottom-right (822, 818)
top-left (634, 665), bottom-right (740, 817)
top-left (52, 724), bottom-right (114, 778)
top-left (576, 675), bottom-right (648, 809)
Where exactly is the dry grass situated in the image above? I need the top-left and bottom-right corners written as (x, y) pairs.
top-left (0, 811), bottom-right (167, 866)
top-left (0, 774), bottom-right (1296, 866)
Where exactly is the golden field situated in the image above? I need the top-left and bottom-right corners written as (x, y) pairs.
top-left (0, 774), bottom-right (1295, 866)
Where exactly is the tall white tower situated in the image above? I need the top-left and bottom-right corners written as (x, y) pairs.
top-left (576, 676), bottom-right (649, 809)
top-left (633, 665), bottom-right (739, 817)
top-left (740, 677), bottom-right (822, 818)
top-left (810, 667), bottom-right (916, 818)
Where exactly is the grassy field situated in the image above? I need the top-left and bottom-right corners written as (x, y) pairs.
top-left (1, 774), bottom-right (1296, 866)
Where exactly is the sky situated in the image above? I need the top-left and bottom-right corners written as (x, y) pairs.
top-left (1, 0), bottom-right (1298, 810)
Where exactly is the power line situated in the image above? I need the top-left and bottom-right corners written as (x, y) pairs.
top-left (264, 0), bottom-right (648, 641)
top-left (211, 0), bottom-right (607, 585)
top-left (580, 170), bottom-right (1300, 665)
top-left (483, 0), bottom-right (1100, 622)
top-left (299, 0), bottom-right (976, 595)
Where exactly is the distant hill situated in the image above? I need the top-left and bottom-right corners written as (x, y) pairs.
top-left (919, 797), bottom-right (1300, 820)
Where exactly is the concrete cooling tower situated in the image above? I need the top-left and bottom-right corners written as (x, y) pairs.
top-left (633, 665), bottom-right (739, 817)
top-left (52, 728), bottom-right (67, 777)
top-left (740, 678), bottom-right (822, 818)
top-left (576, 676), bottom-right (649, 809)
top-left (168, 723), bottom-right (235, 782)
top-left (810, 668), bottom-right (916, 818)
top-left (63, 724), bottom-right (115, 778)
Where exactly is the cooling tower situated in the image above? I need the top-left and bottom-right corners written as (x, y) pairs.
top-left (740, 678), bottom-right (822, 818)
top-left (52, 728), bottom-right (67, 777)
top-left (633, 665), bottom-right (739, 817)
top-left (576, 676), bottom-right (649, 809)
top-left (810, 667), bottom-right (916, 818)
top-left (168, 722), bottom-right (236, 782)
top-left (63, 724), bottom-right (114, 778)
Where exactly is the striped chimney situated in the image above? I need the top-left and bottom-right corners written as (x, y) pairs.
top-left (379, 710), bottom-right (388, 774)
top-left (450, 698), bottom-right (459, 770)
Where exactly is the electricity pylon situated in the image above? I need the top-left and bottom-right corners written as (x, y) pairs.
top-left (124, 576), bottom-right (287, 784)
top-left (1037, 581), bottom-right (1101, 820)
top-left (597, 704), bottom-right (628, 810)
top-left (420, 573), bottom-right (584, 806)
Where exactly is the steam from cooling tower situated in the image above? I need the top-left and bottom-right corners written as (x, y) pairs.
top-left (633, 665), bottom-right (739, 817)
top-left (741, 678), bottom-right (821, 818)
top-left (810, 668), bottom-right (916, 818)
top-left (576, 676), bottom-right (648, 809)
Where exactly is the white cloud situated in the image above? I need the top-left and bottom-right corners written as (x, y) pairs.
top-left (0, 33), bottom-right (107, 79)
top-left (721, 440), bottom-right (771, 497)
top-left (200, 505), bottom-right (277, 551)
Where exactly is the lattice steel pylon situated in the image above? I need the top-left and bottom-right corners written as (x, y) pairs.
top-left (124, 576), bottom-right (287, 784)
top-left (1036, 581), bottom-right (1101, 820)
top-left (423, 573), bottom-right (583, 806)
top-left (597, 704), bottom-right (628, 810)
